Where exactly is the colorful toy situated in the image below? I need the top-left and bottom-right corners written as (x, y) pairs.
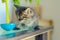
top-left (36, 0), bottom-right (40, 5)
top-left (1, 0), bottom-right (16, 31)
top-left (13, 0), bottom-right (20, 6)
top-left (25, 0), bottom-right (32, 3)
top-left (25, 0), bottom-right (40, 5)
top-left (28, 0), bottom-right (32, 3)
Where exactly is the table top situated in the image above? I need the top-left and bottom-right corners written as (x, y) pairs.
top-left (6, 26), bottom-right (53, 40)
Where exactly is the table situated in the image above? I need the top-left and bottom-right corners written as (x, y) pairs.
top-left (6, 26), bottom-right (53, 40)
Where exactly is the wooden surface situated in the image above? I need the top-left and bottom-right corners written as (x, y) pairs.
top-left (47, 30), bottom-right (52, 40)
top-left (7, 27), bottom-right (53, 40)
top-left (39, 19), bottom-right (53, 27)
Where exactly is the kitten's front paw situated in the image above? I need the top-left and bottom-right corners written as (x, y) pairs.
top-left (13, 27), bottom-right (20, 30)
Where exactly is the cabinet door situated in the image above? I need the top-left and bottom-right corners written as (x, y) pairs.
top-left (35, 33), bottom-right (47, 40)
top-left (35, 34), bottom-right (43, 40)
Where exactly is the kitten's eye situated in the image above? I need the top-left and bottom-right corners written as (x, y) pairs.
top-left (30, 11), bottom-right (32, 13)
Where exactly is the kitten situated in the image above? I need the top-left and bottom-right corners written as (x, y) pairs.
top-left (15, 6), bottom-right (39, 30)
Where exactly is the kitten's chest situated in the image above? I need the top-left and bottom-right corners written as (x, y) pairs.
top-left (17, 18), bottom-right (34, 27)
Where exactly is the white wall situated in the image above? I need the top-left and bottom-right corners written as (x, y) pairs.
top-left (41, 0), bottom-right (60, 40)
top-left (0, 0), bottom-right (13, 24)
top-left (0, 0), bottom-right (6, 24)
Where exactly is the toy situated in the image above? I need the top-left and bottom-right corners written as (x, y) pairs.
top-left (1, 23), bottom-right (16, 31)
top-left (1, 0), bottom-right (16, 31)
top-left (26, 0), bottom-right (32, 3)
top-left (36, 0), bottom-right (40, 5)
top-left (13, 0), bottom-right (20, 6)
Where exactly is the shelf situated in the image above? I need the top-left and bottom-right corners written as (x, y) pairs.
top-left (6, 26), bottom-right (53, 40)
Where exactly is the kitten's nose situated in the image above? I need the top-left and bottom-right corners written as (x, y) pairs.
top-left (19, 19), bottom-right (23, 21)
top-left (19, 19), bottom-right (21, 21)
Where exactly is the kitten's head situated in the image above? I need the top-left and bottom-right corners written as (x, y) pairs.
top-left (15, 7), bottom-right (34, 21)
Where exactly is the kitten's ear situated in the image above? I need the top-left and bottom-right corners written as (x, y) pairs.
top-left (25, 8), bottom-right (30, 14)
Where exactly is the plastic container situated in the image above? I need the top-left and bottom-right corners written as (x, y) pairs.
top-left (1, 23), bottom-right (16, 31)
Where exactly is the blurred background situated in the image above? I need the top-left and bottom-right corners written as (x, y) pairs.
top-left (0, 0), bottom-right (60, 40)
